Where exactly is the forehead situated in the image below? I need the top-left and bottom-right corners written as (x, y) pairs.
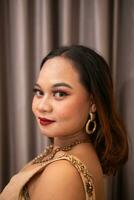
top-left (38, 56), bottom-right (80, 84)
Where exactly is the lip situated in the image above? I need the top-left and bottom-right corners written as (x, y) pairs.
top-left (38, 117), bottom-right (55, 126)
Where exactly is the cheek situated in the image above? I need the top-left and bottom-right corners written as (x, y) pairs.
top-left (55, 98), bottom-right (89, 121)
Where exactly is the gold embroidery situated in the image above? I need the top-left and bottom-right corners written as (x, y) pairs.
top-left (23, 185), bottom-right (30, 200)
top-left (65, 155), bottom-right (94, 197)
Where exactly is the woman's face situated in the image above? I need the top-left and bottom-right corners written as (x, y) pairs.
top-left (32, 56), bottom-right (94, 138)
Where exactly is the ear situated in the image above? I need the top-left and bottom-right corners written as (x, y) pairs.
top-left (90, 103), bottom-right (96, 113)
top-left (88, 94), bottom-right (96, 113)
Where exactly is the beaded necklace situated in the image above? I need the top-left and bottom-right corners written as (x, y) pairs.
top-left (32, 138), bottom-right (90, 164)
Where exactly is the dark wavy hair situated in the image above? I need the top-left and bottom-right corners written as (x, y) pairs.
top-left (40, 45), bottom-right (128, 175)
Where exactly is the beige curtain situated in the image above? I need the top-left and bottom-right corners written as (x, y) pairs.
top-left (0, 0), bottom-right (134, 199)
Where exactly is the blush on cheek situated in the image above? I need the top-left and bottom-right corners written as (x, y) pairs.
top-left (57, 104), bottom-right (73, 116)
top-left (56, 100), bottom-right (83, 118)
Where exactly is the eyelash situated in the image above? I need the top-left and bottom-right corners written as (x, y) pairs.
top-left (33, 88), bottom-right (69, 99)
top-left (33, 88), bottom-right (43, 97)
top-left (53, 90), bottom-right (69, 98)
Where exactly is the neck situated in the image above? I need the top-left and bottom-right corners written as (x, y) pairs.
top-left (53, 130), bottom-right (90, 149)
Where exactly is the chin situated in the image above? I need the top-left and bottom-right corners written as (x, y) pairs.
top-left (39, 127), bottom-right (58, 137)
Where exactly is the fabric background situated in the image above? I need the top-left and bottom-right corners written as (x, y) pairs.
top-left (0, 0), bottom-right (134, 199)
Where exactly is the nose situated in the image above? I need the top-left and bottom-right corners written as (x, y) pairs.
top-left (37, 96), bottom-right (53, 113)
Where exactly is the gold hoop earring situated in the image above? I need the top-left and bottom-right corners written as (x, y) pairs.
top-left (86, 112), bottom-right (96, 135)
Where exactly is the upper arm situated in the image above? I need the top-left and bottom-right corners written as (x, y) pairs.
top-left (32, 160), bottom-right (86, 200)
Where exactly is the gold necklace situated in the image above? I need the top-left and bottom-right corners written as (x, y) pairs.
top-left (32, 138), bottom-right (90, 164)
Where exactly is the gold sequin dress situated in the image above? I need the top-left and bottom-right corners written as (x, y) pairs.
top-left (0, 153), bottom-right (96, 200)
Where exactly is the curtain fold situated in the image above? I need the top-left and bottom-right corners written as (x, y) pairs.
top-left (0, 0), bottom-right (133, 199)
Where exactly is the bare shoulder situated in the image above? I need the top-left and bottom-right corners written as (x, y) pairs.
top-left (31, 159), bottom-right (86, 200)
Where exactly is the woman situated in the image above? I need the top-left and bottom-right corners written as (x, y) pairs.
top-left (0, 45), bottom-right (128, 200)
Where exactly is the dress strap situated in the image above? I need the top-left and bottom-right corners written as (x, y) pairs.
top-left (47, 153), bottom-right (96, 200)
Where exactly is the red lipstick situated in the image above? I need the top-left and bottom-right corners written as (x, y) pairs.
top-left (38, 117), bottom-right (55, 126)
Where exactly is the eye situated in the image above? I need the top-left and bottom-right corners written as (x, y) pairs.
top-left (33, 88), bottom-right (44, 97)
top-left (53, 90), bottom-right (68, 99)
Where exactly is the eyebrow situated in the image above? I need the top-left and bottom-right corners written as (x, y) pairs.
top-left (34, 82), bottom-right (73, 89)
